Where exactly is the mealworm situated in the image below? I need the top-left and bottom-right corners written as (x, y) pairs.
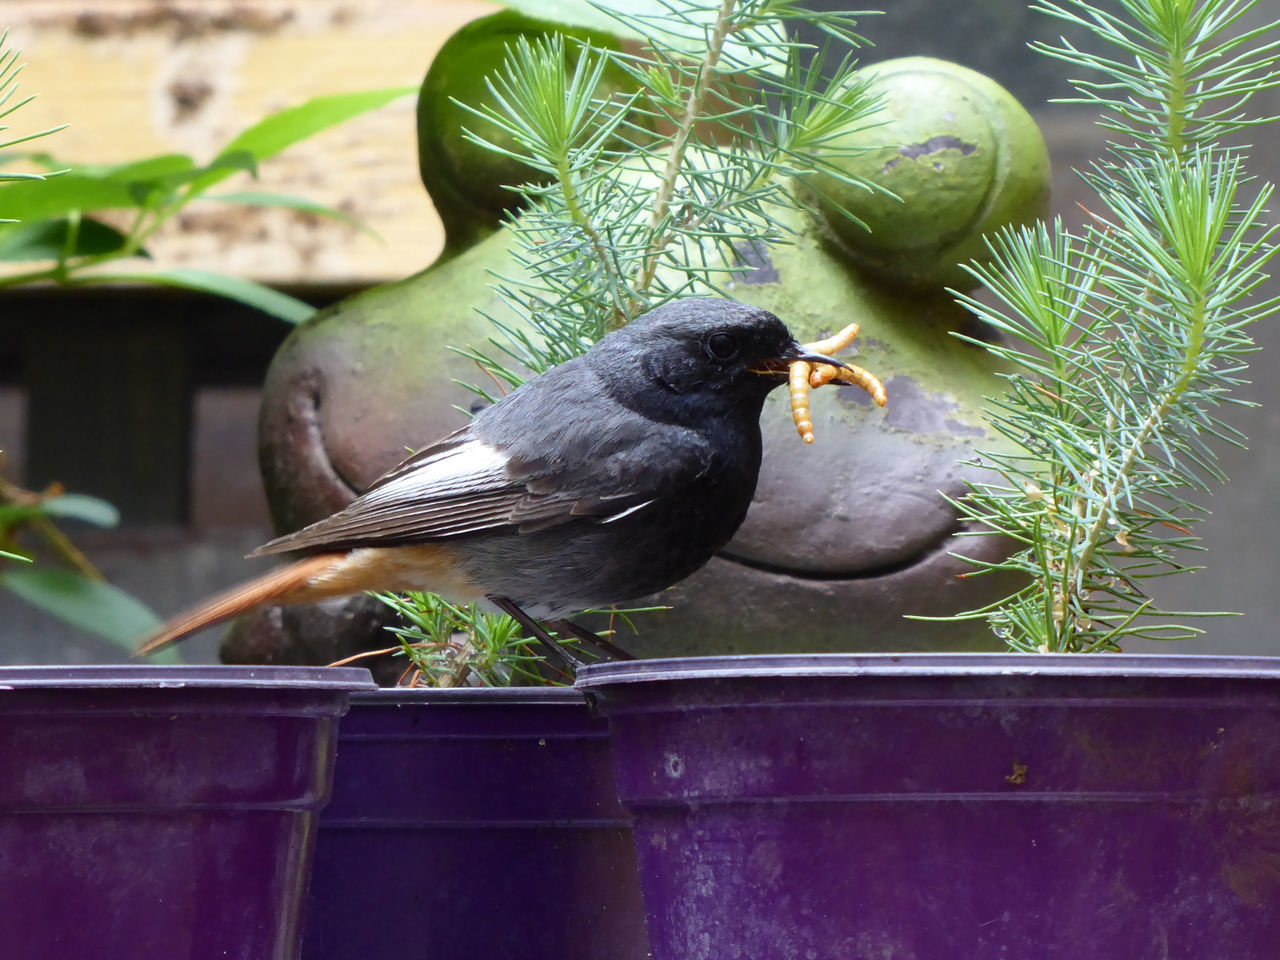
top-left (805, 322), bottom-right (861, 357)
top-left (789, 360), bottom-right (816, 444)
top-left (810, 363), bottom-right (888, 407)
top-left (786, 321), bottom-right (887, 443)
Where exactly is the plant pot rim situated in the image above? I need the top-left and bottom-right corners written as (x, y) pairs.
top-left (575, 652), bottom-right (1280, 688)
top-left (0, 664), bottom-right (377, 691)
top-left (350, 684), bottom-right (584, 706)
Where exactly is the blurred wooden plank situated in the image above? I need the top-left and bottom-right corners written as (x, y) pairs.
top-left (4, 0), bottom-right (497, 287)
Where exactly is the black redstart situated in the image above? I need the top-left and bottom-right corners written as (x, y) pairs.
top-left (136, 298), bottom-right (844, 656)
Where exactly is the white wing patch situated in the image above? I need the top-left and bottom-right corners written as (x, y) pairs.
top-left (358, 440), bottom-right (512, 507)
top-left (601, 498), bottom-right (657, 523)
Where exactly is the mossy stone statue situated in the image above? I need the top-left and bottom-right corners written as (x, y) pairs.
top-left (224, 26), bottom-right (1051, 667)
top-left (801, 57), bottom-right (1051, 291)
top-left (416, 10), bottom-right (638, 258)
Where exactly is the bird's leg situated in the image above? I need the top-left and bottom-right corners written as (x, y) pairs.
top-left (488, 596), bottom-right (587, 674)
top-left (546, 617), bottom-right (637, 661)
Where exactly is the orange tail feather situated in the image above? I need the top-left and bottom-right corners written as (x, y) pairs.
top-left (135, 552), bottom-right (347, 657)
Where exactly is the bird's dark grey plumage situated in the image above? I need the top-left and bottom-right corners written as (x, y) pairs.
top-left (250, 298), bottom-right (804, 617)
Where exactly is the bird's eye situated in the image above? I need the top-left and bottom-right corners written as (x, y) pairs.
top-left (705, 332), bottom-right (738, 361)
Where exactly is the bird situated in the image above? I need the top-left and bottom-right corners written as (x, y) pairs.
top-left (135, 298), bottom-right (844, 661)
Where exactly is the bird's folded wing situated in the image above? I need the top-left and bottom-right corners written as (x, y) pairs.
top-left (249, 426), bottom-right (709, 556)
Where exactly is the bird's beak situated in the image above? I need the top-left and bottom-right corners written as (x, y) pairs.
top-left (753, 340), bottom-right (851, 377)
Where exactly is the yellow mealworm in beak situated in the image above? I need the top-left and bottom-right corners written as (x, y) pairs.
top-left (806, 322), bottom-right (861, 357)
top-left (809, 363), bottom-right (888, 407)
top-left (789, 360), bottom-right (816, 444)
top-left (786, 321), bottom-right (887, 444)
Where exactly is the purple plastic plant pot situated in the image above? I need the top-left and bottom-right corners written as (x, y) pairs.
top-left (577, 654), bottom-right (1280, 960)
top-left (0, 665), bottom-right (376, 960)
top-left (303, 686), bottom-right (650, 960)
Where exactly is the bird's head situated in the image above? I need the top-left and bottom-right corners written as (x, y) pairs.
top-left (587, 298), bottom-right (842, 425)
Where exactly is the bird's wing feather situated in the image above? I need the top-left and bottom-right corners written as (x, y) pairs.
top-left (251, 435), bottom-right (520, 555)
top-left (250, 413), bottom-right (712, 556)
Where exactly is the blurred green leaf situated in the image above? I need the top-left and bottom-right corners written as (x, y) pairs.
top-left (124, 151), bottom-right (258, 207)
top-left (0, 151), bottom-right (258, 222)
top-left (0, 173), bottom-right (137, 222)
top-left (0, 151), bottom-right (64, 172)
top-left (92, 268), bottom-right (316, 323)
top-left (1, 567), bottom-right (161, 651)
top-left (95, 153), bottom-right (194, 182)
top-left (188, 87), bottom-right (417, 197)
top-left (0, 217), bottom-right (136, 262)
top-left (40, 493), bottom-right (120, 527)
top-left (1, 87), bottom-right (412, 237)
top-left (0, 154), bottom-right (191, 221)
top-left (206, 190), bottom-right (378, 237)
top-left (0, 493), bottom-right (120, 528)
top-left (0, 501), bottom-right (43, 527)
top-left (0, 503), bottom-right (31, 526)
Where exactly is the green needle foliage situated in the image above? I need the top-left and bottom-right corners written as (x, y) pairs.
top-left (0, 30), bottom-right (66, 198)
top-left (939, 0), bottom-right (1280, 652)
top-left (373, 591), bottom-right (657, 687)
top-left (455, 0), bottom-right (886, 385)
top-left (374, 592), bottom-right (554, 686)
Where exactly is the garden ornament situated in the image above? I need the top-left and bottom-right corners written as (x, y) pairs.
top-left (200, 8), bottom-right (1050, 666)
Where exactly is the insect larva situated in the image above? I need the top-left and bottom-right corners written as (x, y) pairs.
top-left (789, 360), bottom-right (816, 444)
top-left (805, 322), bottom-right (861, 358)
top-left (786, 320), bottom-right (887, 443)
top-left (810, 363), bottom-right (888, 407)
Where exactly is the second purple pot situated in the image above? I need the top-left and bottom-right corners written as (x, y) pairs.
top-left (577, 654), bottom-right (1280, 960)
top-left (303, 686), bottom-right (649, 960)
